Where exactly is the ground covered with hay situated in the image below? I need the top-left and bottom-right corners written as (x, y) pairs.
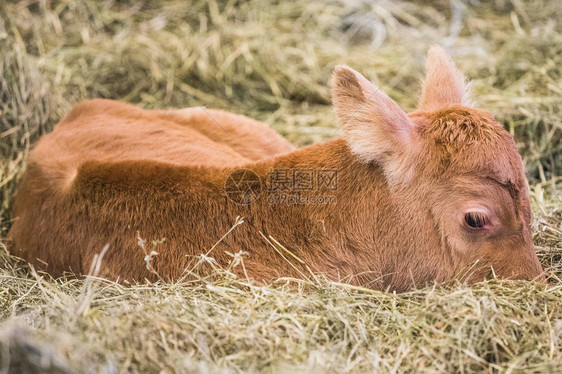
top-left (0, 0), bottom-right (561, 372)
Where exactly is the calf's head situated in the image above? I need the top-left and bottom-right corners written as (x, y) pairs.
top-left (331, 46), bottom-right (544, 285)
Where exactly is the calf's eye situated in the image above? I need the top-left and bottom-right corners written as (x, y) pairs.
top-left (464, 212), bottom-right (487, 229)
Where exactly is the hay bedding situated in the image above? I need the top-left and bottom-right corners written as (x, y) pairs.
top-left (0, 1), bottom-right (560, 372)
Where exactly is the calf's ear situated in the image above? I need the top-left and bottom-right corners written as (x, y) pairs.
top-left (331, 65), bottom-right (418, 184)
top-left (418, 45), bottom-right (471, 111)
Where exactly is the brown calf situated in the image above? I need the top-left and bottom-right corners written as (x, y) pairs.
top-left (8, 46), bottom-right (544, 291)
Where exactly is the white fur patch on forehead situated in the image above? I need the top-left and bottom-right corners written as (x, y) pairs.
top-left (418, 45), bottom-right (472, 111)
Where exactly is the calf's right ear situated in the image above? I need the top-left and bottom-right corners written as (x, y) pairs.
top-left (331, 65), bottom-right (418, 184)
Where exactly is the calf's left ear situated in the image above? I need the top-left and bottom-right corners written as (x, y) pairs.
top-left (331, 65), bottom-right (418, 184)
